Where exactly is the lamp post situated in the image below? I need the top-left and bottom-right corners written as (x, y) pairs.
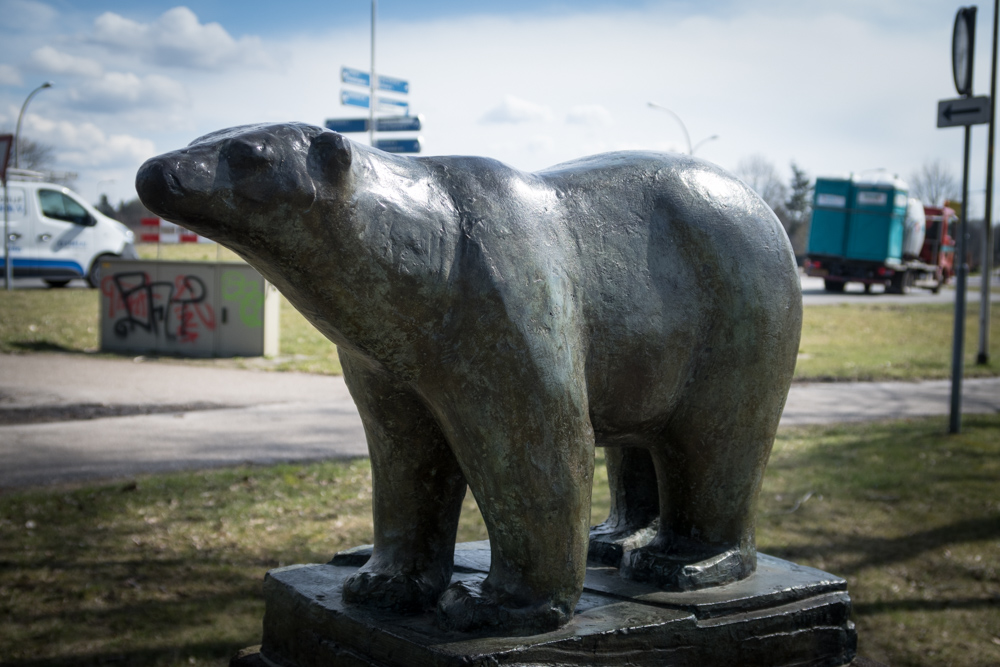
top-left (647, 102), bottom-right (719, 155)
top-left (14, 81), bottom-right (53, 169)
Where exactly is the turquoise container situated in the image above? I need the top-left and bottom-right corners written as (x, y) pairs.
top-left (808, 177), bottom-right (908, 262)
top-left (809, 178), bottom-right (852, 256)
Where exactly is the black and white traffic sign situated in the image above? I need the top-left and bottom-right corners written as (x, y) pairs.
top-left (937, 95), bottom-right (992, 128)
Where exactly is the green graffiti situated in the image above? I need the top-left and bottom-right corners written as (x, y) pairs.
top-left (222, 271), bottom-right (263, 327)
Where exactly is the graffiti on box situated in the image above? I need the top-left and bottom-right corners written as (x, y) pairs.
top-left (222, 270), bottom-right (263, 327)
top-left (101, 271), bottom-right (216, 343)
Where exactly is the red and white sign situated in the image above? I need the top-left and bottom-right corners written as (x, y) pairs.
top-left (140, 217), bottom-right (204, 244)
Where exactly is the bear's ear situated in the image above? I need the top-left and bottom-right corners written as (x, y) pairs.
top-left (310, 131), bottom-right (353, 182)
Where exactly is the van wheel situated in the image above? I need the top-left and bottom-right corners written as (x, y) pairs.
top-left (44, 279), bottom-right (71, 288)
top-left (87, 254), bottom-right (115, 288)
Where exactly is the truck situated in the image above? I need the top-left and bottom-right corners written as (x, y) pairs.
top-left (803, 174), bottom-right (956, 293)
top-left (1, 170), bottom-right (137, 287)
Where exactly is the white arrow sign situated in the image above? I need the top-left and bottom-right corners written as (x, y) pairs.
top-left (937, 96), bottom-right (992, 128)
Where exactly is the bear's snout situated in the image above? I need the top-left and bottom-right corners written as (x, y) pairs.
top-left (135, 158), bottom-right (182, 220)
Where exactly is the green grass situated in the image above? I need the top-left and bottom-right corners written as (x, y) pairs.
top-left (2, 284), bottom-right (997, 380)
top-left (758, 414), bottom-right (1000, 666)
top-left (0, 415), bottom-right (996, 666)
top-left (794, 303), bottom-right (1000, 381)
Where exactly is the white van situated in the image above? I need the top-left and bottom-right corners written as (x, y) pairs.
top-left (1, 176), bottom-right (136, 287)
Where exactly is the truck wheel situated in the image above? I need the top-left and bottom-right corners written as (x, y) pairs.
top-left (824, 279), bottom-right (845, 292)
top-left (887, 272), bottom-right (906, 294)
top-left (87, 254), bottom-right (115, 288)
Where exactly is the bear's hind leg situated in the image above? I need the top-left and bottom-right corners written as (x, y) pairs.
top-left (339, 354), bottom-right (467, 613)
top-left (588, 446), bottom-right (659, 566)
top-left (619, 424), bottom-right (769, 591)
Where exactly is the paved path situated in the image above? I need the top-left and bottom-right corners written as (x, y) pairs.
top-left (1, 353), bottom-right (997, 489)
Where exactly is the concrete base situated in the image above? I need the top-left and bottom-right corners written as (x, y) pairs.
top-left (252, 541), bottom-right (857, 667)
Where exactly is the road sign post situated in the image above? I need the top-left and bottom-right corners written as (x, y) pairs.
top-left (941, 6), bottom-right (984, 434)
top-left (979, 0), bottom-right (998, 367)
top-left (337, 56), bottom-right (419, 152)
top-left (1, 134), bottom-right (12, 290)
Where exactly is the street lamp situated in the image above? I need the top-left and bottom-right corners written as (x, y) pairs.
top-left (14, 81), bottom-right (53, 169)
top-left (647, 101), bottom-right (718, 155)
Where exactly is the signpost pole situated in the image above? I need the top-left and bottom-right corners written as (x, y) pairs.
top-left (3, 177), bottom-right (9, 291)
top-left (369, 0), bottom-right (376, 148)
top-left (978, 0), bottom-right (998, 365)
top-left (951, 124), bottom-right (972, 433)
top-left (1, 134), bottom-right (12, 290)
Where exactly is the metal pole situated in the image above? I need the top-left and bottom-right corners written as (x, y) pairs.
top-left (369, 0), bottom-right (376, 149)
top-left (951, 124), bottom-right (972, 434)
top-left (647, 102), bottom-right (693, 154)
top-left (979, 0), bottom-right (998, 365)
top-left (3, 178), bottom-right (10, 290)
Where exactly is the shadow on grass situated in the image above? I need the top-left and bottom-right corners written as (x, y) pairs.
top-left (768, 514), bottom-right (1000, 574)
top-left (853, 596), bottom-right (1000, 615)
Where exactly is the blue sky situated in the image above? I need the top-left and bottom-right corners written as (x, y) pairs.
top-left (0, 0), bottom-right (994, 213)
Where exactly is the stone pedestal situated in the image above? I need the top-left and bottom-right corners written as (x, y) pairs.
top-left (252, 541), bottom-right (856, 667)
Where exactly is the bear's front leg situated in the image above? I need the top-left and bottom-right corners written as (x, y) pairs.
top-left (339, 352), bottom-right (467, 613)
top-left (428, 371), bottom-right (595, 635)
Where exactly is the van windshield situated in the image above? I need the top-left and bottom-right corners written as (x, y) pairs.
top-left (39, 189), bottom-right (90, 225)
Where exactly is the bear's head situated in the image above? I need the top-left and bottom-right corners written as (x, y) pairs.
top-left (136, 122), bottom-right (353, 249)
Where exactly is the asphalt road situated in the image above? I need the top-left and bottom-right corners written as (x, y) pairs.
top-left (1, 353), bottom-right (997, 489)
top-left (800, 274), bottom-right (1000, 305)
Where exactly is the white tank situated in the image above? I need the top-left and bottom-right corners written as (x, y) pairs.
top-left (902, 198), bottom-right (926, 259)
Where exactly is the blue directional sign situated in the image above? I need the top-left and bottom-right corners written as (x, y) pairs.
top-left (341, 66), bottom-right (370, 87)
top-left (378, 97), bottom-right (409, 113)
top-left (342, 67), bottom-right (410, 95)
top-left (375, 137), bottom-right (422, 154)
top-left (377, 115), bottom-right (421, 132)
top-left (325, 118), bottom-right (369, 133)
top-left (377, 74), bottom-right (409, 95)
top-left (341, 90), bottom-right (370, 109)
top-left (325, 116), bottom-right (423, 133)
top-left (340, 91), bottom-right (411, 113)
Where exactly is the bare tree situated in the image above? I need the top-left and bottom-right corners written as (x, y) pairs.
top-left (735, 154), bottom-right (789, 222)
top-left (0, 128), bottom-right (55, 172)
top-left (908, 159), bottom-right (959, 206)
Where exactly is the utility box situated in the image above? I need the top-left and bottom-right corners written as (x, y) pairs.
top-left (99, 259), bottom-right (280, 358)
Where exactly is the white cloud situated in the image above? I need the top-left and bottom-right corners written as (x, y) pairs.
top-left (24, 114), bottom-right (156, 168)
top-left (566, 104), bottom-right (614, 126)
top-left (30, 46), bottom-right (103, 78)
top-left (0, 64), bottom-right (22, 86)
top-left (69, 71), bottom-right (188, 112)
top-left (91, 6), bottom-right (272, 70)
top-left (481, 95), bottom-right (554, 124)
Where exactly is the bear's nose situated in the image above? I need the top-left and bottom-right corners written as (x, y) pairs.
top-left (136, 158), bottom-right (182, 217)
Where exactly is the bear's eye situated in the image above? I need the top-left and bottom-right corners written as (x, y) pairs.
top-left (225, 140), bottom-right (270, 174)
